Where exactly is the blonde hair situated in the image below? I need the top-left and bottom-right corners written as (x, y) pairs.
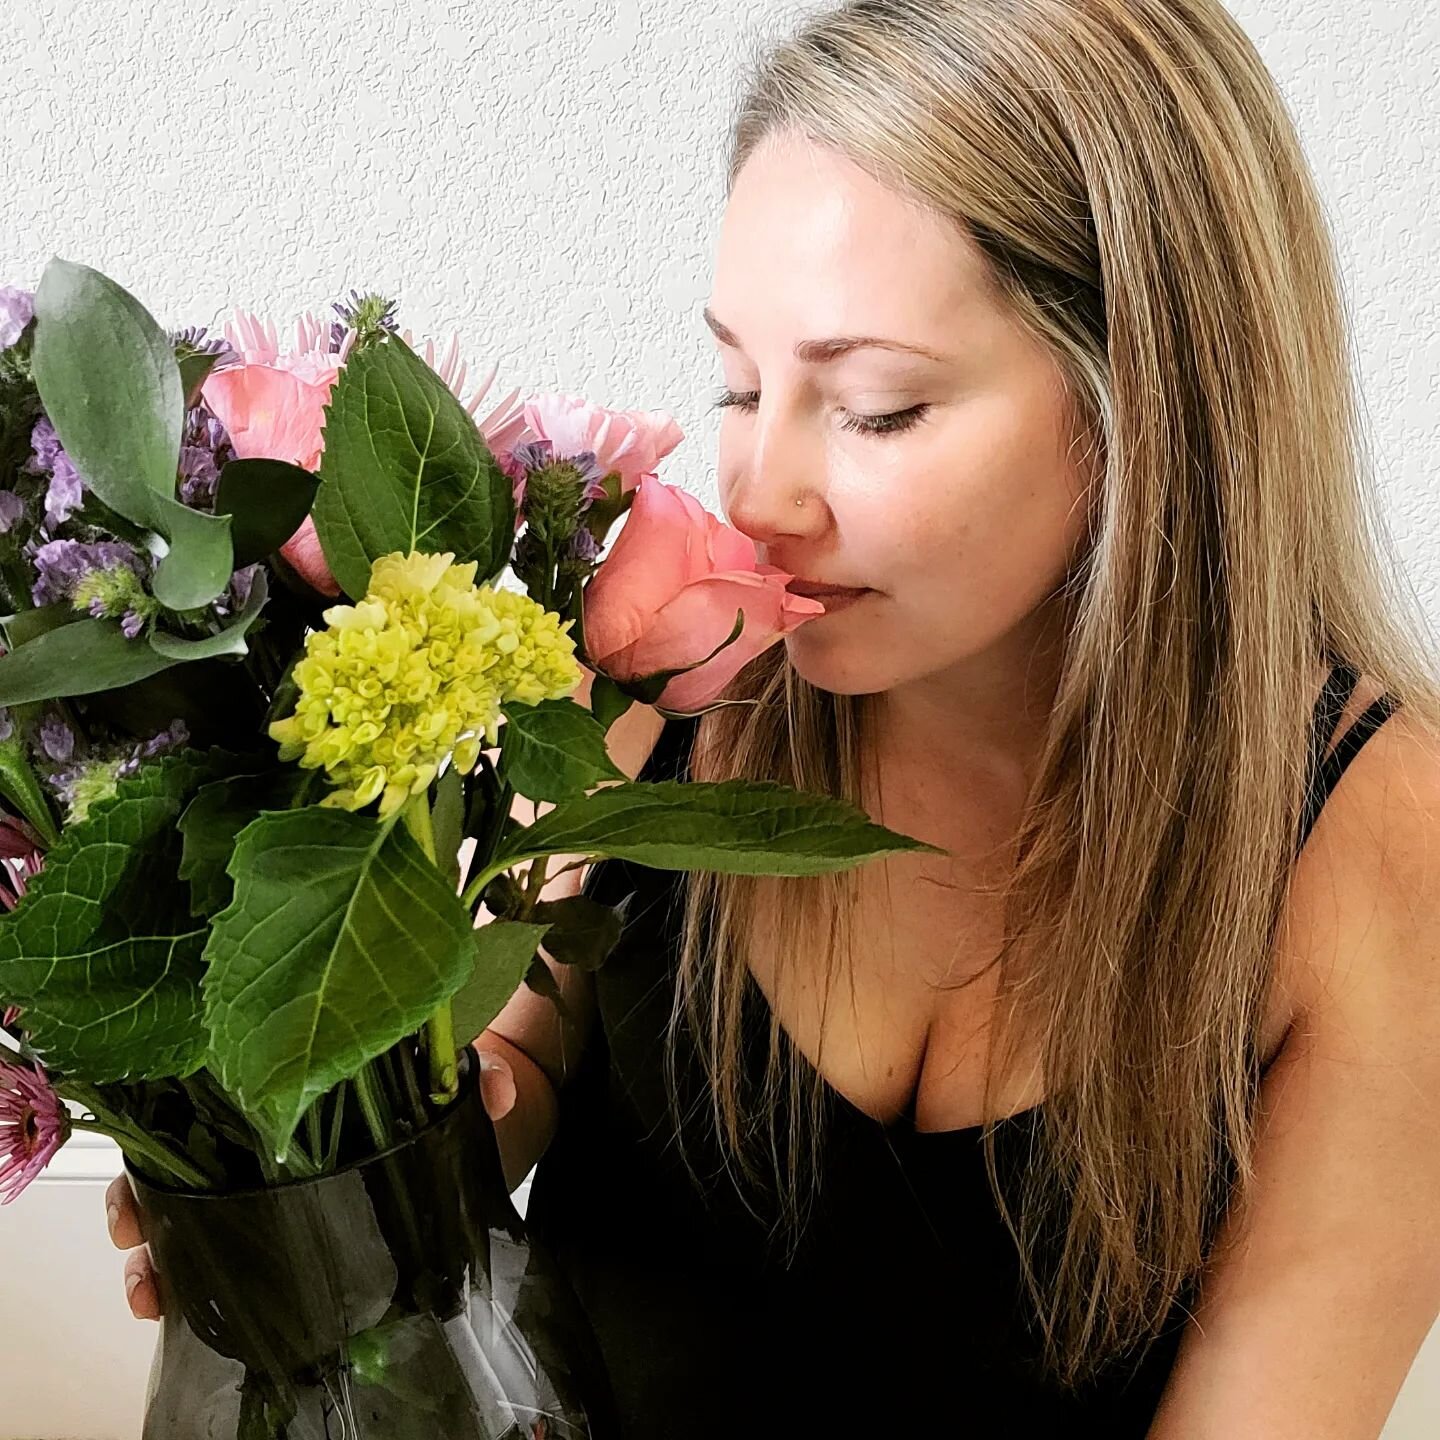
top-left (660, 0), bottom-right (1440, 1390)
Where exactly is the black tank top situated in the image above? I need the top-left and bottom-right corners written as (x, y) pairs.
top-left (525, 659), bottom-right (1400, 1438)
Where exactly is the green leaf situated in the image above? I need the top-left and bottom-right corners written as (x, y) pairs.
top-left (528, 892), bottom-right (630, 971)
top-left (499, 698), bottom-right (625, 803)
top-left (450, 919), bottom-right (551, 1045)
top-left (588, 671), bottom-right (634, 732)
top-left (214, 459), bottom-right (320, 569)
top-left (0, 749), bottom-right (232, 1082)
top-left (30, 257), bottom-right (235, 609)
top-left (0, 616), bottom-right (177, 705)
top-left (204, 807), bottom-right (480, 1159)
top-left (148, 566), bottom-right (269, 661)
top-left (177, 765), bottom-right (316, 916)
top-left (0, 739), bottom-right (60, 847)
top-left (475, 778), bottom-right (945, 891)
top-left (310, 334), bottom-right (516, 598)
top-left (431, 763), bottom-right (464, 890)
top-left (176, 349), bottom-right (220, 410)
top-left (0, 603), bottom-right (86, 652)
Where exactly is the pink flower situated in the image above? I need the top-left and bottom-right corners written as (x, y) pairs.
top-left (581, 477), bottom-right (824, 712)
top-left (0, 1054), bottom-right (69, 1204)
top-left (516, 393), bottom-right (684, 496)
top-left (202, 312), bottom-right (529, 597)
top-left (0, 815), bottom-right (45, 913)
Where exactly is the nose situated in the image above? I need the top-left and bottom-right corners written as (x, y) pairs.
top-left (720, 417), bottom-right (825, 554)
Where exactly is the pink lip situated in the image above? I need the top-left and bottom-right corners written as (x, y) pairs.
top-left (786, 581), bottom-right (871, 599)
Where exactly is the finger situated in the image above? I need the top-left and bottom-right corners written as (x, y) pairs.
top-left (105, 1172), bottom-right (145, 1249)
top-left (123, 1245), bottom-right (161, 1321)
top-left (476, 1052), bottom-right (517, 1122)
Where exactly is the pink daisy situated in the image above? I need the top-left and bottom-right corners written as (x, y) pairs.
top-left (0, 1054), bottom-right (69, 1203)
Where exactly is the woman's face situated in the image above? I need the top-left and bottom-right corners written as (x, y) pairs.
top-left (707, 132), bottom-right (1095, 709)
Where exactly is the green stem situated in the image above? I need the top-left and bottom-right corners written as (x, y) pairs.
top-left (72, 1118), bottom-right (211, 1190)
top-left (324, 1079), bottom-right (348, 1169)
top-left (350, 1059), bottom-right (393, 1152)
top-left (403, 791), bottom-right (459, 1105)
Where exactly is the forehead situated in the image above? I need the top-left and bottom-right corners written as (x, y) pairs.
top-left (712, 133), bottom-right (993, 336)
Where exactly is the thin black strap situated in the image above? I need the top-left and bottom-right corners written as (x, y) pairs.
top-left (1295, 661), bottom-right (1402, 854)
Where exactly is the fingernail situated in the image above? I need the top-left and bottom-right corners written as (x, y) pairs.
top-left (125, 1271), bottom-right (142, 1298)
top-left (106, 1202), bottom-right (119, 1236)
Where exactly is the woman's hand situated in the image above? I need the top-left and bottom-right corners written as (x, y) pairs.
top-left (106, 1051), bottom-right (518, 1321)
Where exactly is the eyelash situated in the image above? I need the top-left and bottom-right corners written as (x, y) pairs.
top-left (709, 388), bottom-right (932, 437)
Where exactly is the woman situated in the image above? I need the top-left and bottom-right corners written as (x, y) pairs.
top-left (111, 1), bottom-right (1440, 1434)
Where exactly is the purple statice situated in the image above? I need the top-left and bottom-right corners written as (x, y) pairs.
top-left (0, 492), bottom-right (24, 534)
top-left (212, 561), bottom-right (261, 620)
top-left (30, 538), bottom-right (146, 609)
top-left (37, 711), bottom-right (75, 764)
top-left (23, 417), bottom-right (86, 530)
top-left (115, 718), bottom-right (189, 780)
top-left (0, 287), bottom-right (34, 351)
top-left (178, 403), bottom-right (235, 510)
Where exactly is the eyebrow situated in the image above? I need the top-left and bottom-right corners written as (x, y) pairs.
top-left (702, 305), bottom-right (951, 365)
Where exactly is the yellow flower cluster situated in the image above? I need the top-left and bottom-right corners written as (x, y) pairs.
top-left (268, 550), bottom-right (582, 817)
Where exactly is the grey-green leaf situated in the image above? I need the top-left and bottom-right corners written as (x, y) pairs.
top-left (29, 257), bottom-right (235, 609)
top-left (499, 699), bottom-right (625, 803)
top-left (0, 616), bottom-right (178, 705)
top-left (203, 807), bottom-right (480, 1159)
top-left (0, 749), bottom-right (232, 1082)
top-left (310, 334), bottom-right (516, 599)
top-left (450, 920), bottom-right (552, 1046)
top-left (148, 566), bottom-right (269, 661)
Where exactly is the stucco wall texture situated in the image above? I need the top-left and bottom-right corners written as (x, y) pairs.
top-left (0, 2), bottom-right (1436, 1437)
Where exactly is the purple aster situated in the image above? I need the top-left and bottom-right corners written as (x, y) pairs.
top-left (30, 538), bottom-right (146, 608)
top-left (565, 527), bottom-right (601, 564)
top-left (0, 1054), bottom-right (69, 1204)
top-left (213, 562), bottom-right (260, 619)
top-left (0, 287), bottom-right (34, 351)
top-left (0, 492), bottom-right (24, 534)
top-left (329, 289), bottom-right (399, 351)
top-left (169, 324), bottom-right (242, 373)
top-left (0, 709), bottom-right (11, 743)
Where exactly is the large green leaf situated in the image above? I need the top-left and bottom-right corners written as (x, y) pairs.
top-left (0, 749), bottom-right (231, 1082)
top-left (177, 765), bottom-right (317, 916)
top-left (450, 919), bottom-right (552, 1046)
top-left (29, 257), bottom-right (234, 609)
top-left (310, 335), bottom-right (516, 598)
top-left (0, 616), bottom-right (178, 704)
top-left (204, 806), bottom-right (480, 1159)
top-left (499, 699), bottom-right (625, 803)
top-left (470, 779), bottom-right (944, 895)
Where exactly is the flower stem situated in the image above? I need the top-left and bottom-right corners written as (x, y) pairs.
top-left (72, 1117), bottom-right (211, 1190)
top-left (403, 790), bottom-right (459, 1105)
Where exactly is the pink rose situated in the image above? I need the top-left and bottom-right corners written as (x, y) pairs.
top-left (519, 393), bottom-right (684, 493)
top-left (581, 477), bottom-right (824, 712)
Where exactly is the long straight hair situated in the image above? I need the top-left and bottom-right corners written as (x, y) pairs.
top-left (659, 0), bottom-right (1440, 1390)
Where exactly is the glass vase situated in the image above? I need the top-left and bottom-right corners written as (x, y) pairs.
top-left (126, 1045), bottom-right (619, 1439)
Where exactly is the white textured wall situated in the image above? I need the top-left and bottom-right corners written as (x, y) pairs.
top-left (1, 2), bottom-right (1436, 1436)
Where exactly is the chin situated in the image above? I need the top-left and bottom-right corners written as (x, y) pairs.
top-left (781, 628), bottom-right (899, 698)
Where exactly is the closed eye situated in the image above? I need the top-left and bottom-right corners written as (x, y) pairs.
top-left (710, 388), bottom-right (931, 438)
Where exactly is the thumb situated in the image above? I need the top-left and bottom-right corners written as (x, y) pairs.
top-left (475, 1050), bottom-right (517, 1122)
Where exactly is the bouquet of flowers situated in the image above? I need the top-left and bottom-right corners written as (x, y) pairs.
top-left (0, 261), bottom-right (934, 1437)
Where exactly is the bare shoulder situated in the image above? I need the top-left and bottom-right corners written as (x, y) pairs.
top-left (1282, 672), bottom-right (1440, 1020)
